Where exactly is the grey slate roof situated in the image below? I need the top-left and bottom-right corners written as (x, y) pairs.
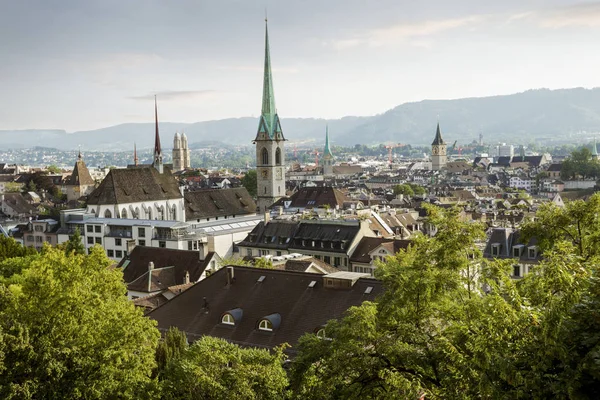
top-left (185, 188), bottom-right (256, 220)
top-left (87, 167), bottom-right (181, 205)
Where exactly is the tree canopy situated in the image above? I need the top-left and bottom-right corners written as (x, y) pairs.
top-left (0, 245), bottom-right (160, 399)
top-left (241, 169), bottom-right (257, 197)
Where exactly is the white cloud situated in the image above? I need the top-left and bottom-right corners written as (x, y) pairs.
top-left (507, 2), bottom-right (600, 28)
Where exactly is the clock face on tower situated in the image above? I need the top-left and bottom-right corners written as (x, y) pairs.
top-left (432, 147), bottom-right (439, 155)
top-left (261, 169), bottom-right (268, 179)
top-left (276, 168), bottom-right (282, 180)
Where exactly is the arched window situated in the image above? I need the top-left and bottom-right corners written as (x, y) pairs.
top-left (264, 187), bottom-right (267, 194)
top-left (90, 209), bottom-right (96, 214)
top-left (104, 209), bottom-right (112, 218)
top-left (121, 208), bottom-right (128, 219)
top-left (222, 314), bottom-right (235, 325)
top-left (259, 319), bottom-right (273, 331)
top-left (261, 148), bottom-right (269, 165)
top-left (275, 147), bottom-right (281, 165)
top-left (135, 207), bottom-right (140, 219)
top-left (172, 205), bottom-right (177, 220)
top-left (148, 208), bottom-right (153, 220)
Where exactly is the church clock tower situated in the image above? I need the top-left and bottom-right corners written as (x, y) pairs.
top-left (254, 19), bottom-right (286, 213)
top-left (431, 122), bottom-right (447, 171)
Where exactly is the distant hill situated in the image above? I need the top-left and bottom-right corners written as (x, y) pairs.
top-left (1, 88), bottom-right (599, 151)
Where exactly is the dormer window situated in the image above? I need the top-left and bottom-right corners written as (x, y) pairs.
top-left (513, 245), bottom-right (524, 258)
top-left (528, 246), bottom-right (538, 259)
top-left (259, 320), bottom-right (272, 331)
top-left (491, 243), bottom-right (501, 257)
top-left (221, 308), bottom-right (243, 326)
top-left (258, 313), bottom-right (281, 332)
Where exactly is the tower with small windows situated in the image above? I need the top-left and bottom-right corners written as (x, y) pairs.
top-left (431, 122), bottom-right (447, 171)
top-left (322, 125), bottom-right (334, 176)
top-left (254, 19), bottom-right (286, 213)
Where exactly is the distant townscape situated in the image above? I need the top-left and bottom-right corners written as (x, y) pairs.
top-left (2, 19), bottom-right (600, 400)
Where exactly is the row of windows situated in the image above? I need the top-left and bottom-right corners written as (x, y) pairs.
top-left (26, 235), bottom-right (52, 243)
top-left (107, 249), bottom-right (127, 258)
top-left (491, 244), bottom-right (538, 259)
top-left (99, 206), bottom-right (177, 220)
top-left (243, 248), bottom-right (346, 267)
top-left (221, 312), bottom-right (327, 337)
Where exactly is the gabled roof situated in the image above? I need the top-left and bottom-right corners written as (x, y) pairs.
top-left (350, 237), bottom-right (411, 264)
top-left (66, 159), bottom-right (95, 186)
top-left (87, 167), bottom-right (181, 205)
top-left (118, 246), bottom-right (215, 284)
top-left (147, 266), bottom-right (383, 350)
top-left (185, 188), bottom-right (256, 220)
top-left (271, 186), bottom-right (347, 210)
top-left (127, 266), bottom-right (177, 293)
top-left (1, 193), bottom-right (37, 215)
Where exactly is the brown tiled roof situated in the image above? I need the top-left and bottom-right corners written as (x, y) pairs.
top-left (350, 237), bottom-right (411, 264)
top-left (1, 193), bottom-right (37, 215)
top-left (147, 266), bottom-right (383, 350)
top-left (132, 292), bottom-right (170, 312)
top-left (271, 186), bottom-right (347, 210)
top-left (118, 246), bottom-right (215, 284)
top-left (279, 258), bottom-right (340, 274)
top-left (127, 266), bottom-right (177, 293)
top-left (185, 188), bottom-right (256, 220)
top-left (66, 159), bottom-right (95, 186)
top-left (87, 167), bottom-right (181, 205)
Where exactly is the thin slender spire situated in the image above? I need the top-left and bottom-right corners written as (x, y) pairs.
top-left (78, 146), bottom-right (82, 160)
top-left (324, 125), bottom-right (333, 157)
top-left (154, 95), bottom-right (161, 155)
top-left (261, 19), bottom-right (277, 136)
top-left (432, 122), bottom-right (445, 145)
top-left (134, 142), bottom-right (139, 166)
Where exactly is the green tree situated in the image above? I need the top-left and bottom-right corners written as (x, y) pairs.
top-left (0, 236), bottom-right (36, 263)
top-left (0, 245), bottom-right (160, 399)
top-left (64, 227), bottom-right (85, 255)
top-left (241, 169), bottom-right (257, 198)
top-left (393, 184), bottom-right (414, 197)
top-left (47, 164), bottom-right (61, 174)
top-left (3, 182), bottom-right (22, 193)
top-left (253, 257), bottom-right (274, 269)
top-left (155, 327), bottom-right (188, 377)
top-left (160, 336), bottom-right (288, 400)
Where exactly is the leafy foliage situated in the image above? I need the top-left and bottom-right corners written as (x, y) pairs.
top-left (241, 169), bottom-right (257, 198)
top-left (0, 245), bottom-right (160, 399)
top-left (160, 336), bottom-right (288, 400)
top-left (64, 227), bottom-right (85, 255)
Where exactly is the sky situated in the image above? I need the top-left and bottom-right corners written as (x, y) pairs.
top-left (1, 0), bottom-right (600, 131)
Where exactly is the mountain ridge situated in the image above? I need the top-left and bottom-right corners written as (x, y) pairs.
top-left (1, 87), bottom-right (599, 151)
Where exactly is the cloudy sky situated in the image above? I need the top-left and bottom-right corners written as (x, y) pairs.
top-left (1, 0), bottom-right (599, 131)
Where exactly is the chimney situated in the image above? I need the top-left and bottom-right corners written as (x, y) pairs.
top-left (127, 239), bottom-right (136, 254)
top-left (147, 262), bottom-right (154, 293)
top-left (226, 266), bottom-right (235, 285)
top-left (184, 270), bottom-right (190, 284)
top-left (148, 261), bottom-right (154, 272)
top-left (264, 211), bottom-right (270, 223)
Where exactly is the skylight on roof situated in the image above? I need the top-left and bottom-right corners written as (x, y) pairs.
top-left (308, 280), bottom-right (317, 288)
top-left (257, 275), bottom-right (266, 283)
top-left (365, 286), bottom-right (373, 294)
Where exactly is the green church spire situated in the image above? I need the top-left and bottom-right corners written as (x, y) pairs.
top-left (255, 18), bottom-right (284, 141)
top-left (432, 122), bottom-right (445, 145)
top-left (593, 137), bottom-right (599, 158)
top-left (324, 125), bottom-right (333, 158)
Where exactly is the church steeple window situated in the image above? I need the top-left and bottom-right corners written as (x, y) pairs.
top-left (275, 147), bottom-right (281, 165)
top-left (262, 148), bottom-right (269, 165)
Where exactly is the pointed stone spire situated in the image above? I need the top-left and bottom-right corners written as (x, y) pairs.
top-left (592, 137), bottom-right (598, 158)
top-left (154, 95), bottom-right (162, 156)
top-left (255, 18), bottom-right (284, 141)
top-left (134, 142), bottom-right (139, 166)
top-left (78, 146), bottom-right (82, 160)
top-left (323, 125), bottom-right (333, 158)
top-left (152, 95), bottom-right (163, 173)
top-left (432, 122), bottom-right (445, 145)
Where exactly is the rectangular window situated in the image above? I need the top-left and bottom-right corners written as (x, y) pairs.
top-left (45, 236), bottom-right (51, 242)
top-left (107, 250), bottom-right (114, 257)
top-left (491, 244), bottom-right (500, 257)
top-left (115, 238), bottom-right (122, 246)
top-left (95, 237), bottom-right (102, 244)
top-left (528, 248), bottom-right (536, 259)
top-left (115, 250), bottom-right (122, 258)
top-left (34, 225), bottom-right (43, 232)
top-left (35, 236), bottom-right (42, 243)
top-left (188, 241), bottom-right (193, 251)
top-left (260, 249), bottom-right (268, 256)
top-left (87, 237), bottom-right (94, 244)
top-left (139, 240), bottom-right (145, 246)
top-left (324, 256), bottom-right (331, 264)
top-left (246, 248), bottom-right (252, 256)
top-left (27, 235), bottom-right (34, 242)
top-left (276, 251), bottom-right (282, 256)
top-left (513, 247), bottom-right (521, 258)
top-left (513, 265), bottom-right (521, 277)
top-left (334, 257), bottom-right (341, 266)
top-left (138, 227), bottom-right (145, 238)
top-left (94, 225), bottom-right (101, 233)
top-left (86, 225), bottom-right (93, 233)
top-left (159, 241), bottom-right (166, 248)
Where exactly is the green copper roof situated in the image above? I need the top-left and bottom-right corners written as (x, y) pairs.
top-left (593, 137), bottom-right (598, 156)
top-left (431, 122), bottom-right (445, 145)
top-left (323, 125), bottom-right (333, 158)
top-left (257, 20), bottom-right (283, 140)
